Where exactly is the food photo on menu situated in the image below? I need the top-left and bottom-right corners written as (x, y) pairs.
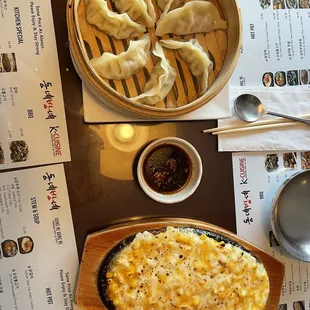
top-left (0, 0), bottom-right (310, 309)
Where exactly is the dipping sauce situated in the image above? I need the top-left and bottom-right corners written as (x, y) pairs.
top-left (143, 144), bottom-right (191, 194)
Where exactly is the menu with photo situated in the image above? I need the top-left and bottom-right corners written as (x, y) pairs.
top-left (232, 151), bottom-right (310, 309)
top-left (231, 0), bottom-right (310, 89)
top-left (0, 0), bottom-right (70, 170)
top-left (0, 164), bottom-right (79, 310)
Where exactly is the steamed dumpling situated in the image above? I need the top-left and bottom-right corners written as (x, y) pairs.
top-left (160, 39), bottom-right (213, 94)
top-left (156, 0), bottom-right (185, 11)
top-left (155, 1), bottom-right (227, 36)
top-left (90, 34), bottom-right (151, 80)
top-left (131, 42), bottom-right (176, 106)
top-left (86, 0), bottom-right (146, 39)
top-left (144, 0), bottom-right (157, 23)
top-left (111, 0), bottom-right (155, 28)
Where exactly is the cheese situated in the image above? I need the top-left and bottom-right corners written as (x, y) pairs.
top-left (107, 227), bottom-right (270, 310)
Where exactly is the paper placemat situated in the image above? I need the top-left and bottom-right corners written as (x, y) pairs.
top-left (218, 87), bottom-right (310, 152)
top-left (230, 0), bottom-right (310, 88)
top-left (83, 82), bottom-right (231, 123)
top-left (218, 0), bottom-right (310, 152)
top-left (232, 152), bottom-right (310, 308)
top-left (0, 0), bottom-right (71, 170)
top-left (0, 164), bottom-right (79, 310)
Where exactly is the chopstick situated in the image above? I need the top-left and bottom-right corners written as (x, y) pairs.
top-left (202, 115), bottom-right (310, 134)
top-left (212, 122), bottom-right (302, 135)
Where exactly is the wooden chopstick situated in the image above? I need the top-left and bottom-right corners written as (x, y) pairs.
top-left (212, 122), bottom-right (303, 135)
top-left (202, 115), bottom-right (310, 134)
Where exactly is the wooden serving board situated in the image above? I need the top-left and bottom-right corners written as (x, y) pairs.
top-left (75, 218), bottom-right (285, 310)
top-left (75, 0), bottom-right (227, 109)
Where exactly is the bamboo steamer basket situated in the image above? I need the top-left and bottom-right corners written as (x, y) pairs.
top-left (67, 0), bottom-right (242, 119)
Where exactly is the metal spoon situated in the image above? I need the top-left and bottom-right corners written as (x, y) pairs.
top-left (234, 94), bottom-right (310, 125)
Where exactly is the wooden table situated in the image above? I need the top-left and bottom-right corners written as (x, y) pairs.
top-left (52, 0), bottom-right (236, 258)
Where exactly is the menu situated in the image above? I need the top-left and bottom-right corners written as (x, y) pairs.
top-left (233, 151), bottom-right (310, 309)
top-left (0, 0), bottom-right (70, 170)
top-left (231, 0), bottom-right (310, 89)
top-left (0, 164), bottom-right (79, 310)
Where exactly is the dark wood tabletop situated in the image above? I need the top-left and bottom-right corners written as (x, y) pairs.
top-left (52, 0), bottom-right (236, 258)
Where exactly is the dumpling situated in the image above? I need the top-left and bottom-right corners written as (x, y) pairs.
top-left (86, 0), bottom-right (146, 39)
top-left (90, 34), bottom-right (151, 80)
top-left (144, 0), bottom-right (157, 23)
top-left (160, 39), bottom-right (213, 94)
top-left (155, 1), bottom-right (227, 36)
top-left (111, 0), bottom-right (155, 28)
top-left (131, 42), bottom-right (176, 106)
top-left (156, 0), bottom-right (185, 11)
top-left (156, 0), bottom-right (182, 23)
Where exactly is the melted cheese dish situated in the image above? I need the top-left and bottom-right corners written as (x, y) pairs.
top-left (106, 227), bottom-right (270, 309)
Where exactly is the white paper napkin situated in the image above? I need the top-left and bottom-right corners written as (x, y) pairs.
top-left (83, 83), bottom-right (231, 123)
top-left (218, 87), bottom-right (310, 152)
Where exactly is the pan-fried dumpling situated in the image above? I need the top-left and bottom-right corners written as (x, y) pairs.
top-left (131, 42), bottom-right (176, 106)
top-left (86, 0), bottom-right (146, 39)
top-left (160, 39), bottom-right (213, 94)
top-left (155, 1), bottom-right (227, 36)
top-left (90, 34), bottom-right (151, 80)
top-left (111, 0), bottom-right (155, 28)
top-left (156, 0), bottom-right (185, 11)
